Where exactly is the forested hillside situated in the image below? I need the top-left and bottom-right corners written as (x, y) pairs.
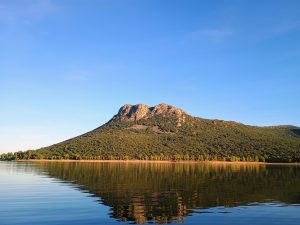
top-left (1, 104), bottom-right (300, 162)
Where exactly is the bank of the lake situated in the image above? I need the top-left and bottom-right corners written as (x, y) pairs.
top-left (15, 159), bottom-right (300, 166)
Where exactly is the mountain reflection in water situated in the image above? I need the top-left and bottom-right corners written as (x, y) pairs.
top-left (30, 162), bottom-right (300, 224)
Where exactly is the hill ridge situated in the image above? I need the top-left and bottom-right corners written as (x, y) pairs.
top-left (1, 103), bottom-right (300, 162)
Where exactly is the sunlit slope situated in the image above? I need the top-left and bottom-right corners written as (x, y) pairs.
top-left (2, 103), bottom-right (300, 162)
top-left (35, 114), bottom-right (300, 162)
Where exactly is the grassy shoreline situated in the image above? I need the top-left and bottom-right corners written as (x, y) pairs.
top-left (13, 159), bottom-right (300, 166)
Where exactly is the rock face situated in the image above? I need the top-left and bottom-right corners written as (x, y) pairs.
top-left (109, 103), bottom-right (187, 124)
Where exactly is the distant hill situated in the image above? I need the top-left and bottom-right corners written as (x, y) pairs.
top-left (1, 103), bottom-right (300, 162)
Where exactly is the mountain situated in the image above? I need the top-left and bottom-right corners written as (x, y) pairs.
top-left (1, 103), bottom-right (300, 162)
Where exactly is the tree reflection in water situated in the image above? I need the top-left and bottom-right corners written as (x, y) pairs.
top-left (31, 162), bottom-right (300, 224)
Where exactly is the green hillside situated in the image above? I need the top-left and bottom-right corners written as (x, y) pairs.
top-left (1, 104), bottom-right (300, 162)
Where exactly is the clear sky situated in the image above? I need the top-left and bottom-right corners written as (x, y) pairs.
top-left (0, 0), bottom-right (299, 153)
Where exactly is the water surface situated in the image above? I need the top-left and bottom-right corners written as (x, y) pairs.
top-left (0, 161), bottom-right (299, 224)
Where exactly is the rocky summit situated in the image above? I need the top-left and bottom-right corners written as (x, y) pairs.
top-left (109, 103), bottom-right (186, 124)
top-left (2, 103), bottom-right (300, 162)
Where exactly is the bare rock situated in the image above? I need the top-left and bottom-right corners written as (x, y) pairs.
top-left (109, 103), bottom-right (187, 124)
top-left (116, 104), bottom-right (149, 121)
top-left (151, 103), bottom-right (185, 118)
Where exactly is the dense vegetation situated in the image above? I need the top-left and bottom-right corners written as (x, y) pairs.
top-left (1, 115), bottom-right (300, 162)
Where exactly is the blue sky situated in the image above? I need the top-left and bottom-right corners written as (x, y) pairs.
top-left (0, 0), bottom-right (299, 153)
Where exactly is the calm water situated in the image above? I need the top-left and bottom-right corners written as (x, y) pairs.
top-left (0, 162), bottom-right (300, 225)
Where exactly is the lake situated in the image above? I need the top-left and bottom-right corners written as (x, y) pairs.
top-left (0, 161), bottom-right (300, 225)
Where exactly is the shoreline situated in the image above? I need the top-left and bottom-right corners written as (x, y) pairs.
top-left (13, 159), bottom-right (300, 166)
